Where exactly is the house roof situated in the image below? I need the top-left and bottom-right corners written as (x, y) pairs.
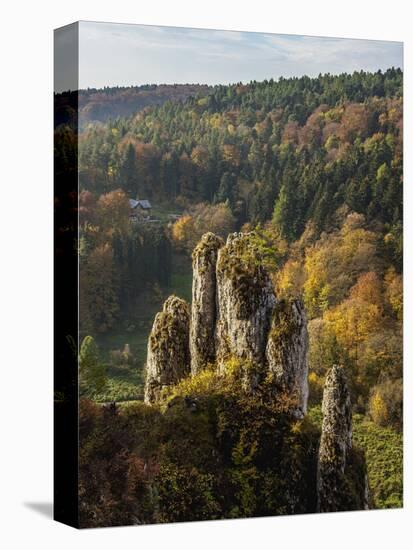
top-left (129, 199), bottom-right (152, 210)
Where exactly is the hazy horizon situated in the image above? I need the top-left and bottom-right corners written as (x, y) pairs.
top-left (55, 21), bottom-right (403, 93)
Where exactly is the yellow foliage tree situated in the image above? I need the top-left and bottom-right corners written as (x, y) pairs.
top-left (369, 391), bottom-right (389, 427)
top-left (171, 215), bottom-right (194, 244)
top-left (303, 213), bottom-right (379, 318)
top-left (324, 272), bottom-right (383, 364)
top-left (171, 203), bottom-right (235, 252)
top-left (276, 259), bottom-right (306, 300)
top-left (384, 267), bottom-right (403, 320)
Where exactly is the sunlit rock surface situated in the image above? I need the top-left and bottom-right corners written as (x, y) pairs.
top-left (215, 232), bottom-right (276, 389)
top-left (144, 295), bottom-right (190, 404)
top-left (266, 299), bottom-right (309, 416)
top-left (317, 365), bottom-right (369, 512)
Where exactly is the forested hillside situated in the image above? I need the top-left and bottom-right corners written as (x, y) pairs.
top-left (79, 69), bottom-right (402, 242)
top-left (78, 83), bottom-right (211, 123)
top-left (74, 70), bottom-right (402, 510)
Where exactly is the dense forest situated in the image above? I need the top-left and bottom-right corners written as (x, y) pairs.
top-left (60, 68), bottom-right (403, 520)
top-left (79, 69), bottom-right (402, 240)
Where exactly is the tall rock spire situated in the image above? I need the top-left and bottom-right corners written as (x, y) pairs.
top-left (190, 232), bottom-right (224, 375)
top-left (215, 232), bottom-right (276, 389)
top-left (317, 365), bottom-right (357, 512)
top-left (266, 299), bottom-right (309, 416)
top-left (144, 295), bottom-right (190, 404)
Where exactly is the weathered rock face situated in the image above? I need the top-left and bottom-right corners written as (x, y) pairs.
top-left (317, 365), bottom-right (354, 512)
top-left (190, 232), bottom-right (224, 375)
top-left (144, 296), bottom-right (190, 404)
top-left (266, 299), bottom-right (309, 416)
top-left (215, 232), bottom-right (276, 388)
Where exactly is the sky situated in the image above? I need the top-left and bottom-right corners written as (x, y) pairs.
top-left (57, 21), bottom-right (403, 92)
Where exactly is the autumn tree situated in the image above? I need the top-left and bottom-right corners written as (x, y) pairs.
top-left (80, 243), bottom-right (120, 333)
top-left (275, 259), bottom-right (305, 300)
top-left (325, 272), bottom-right (383, 360)
top-left (79, 190), bottom-right (97, 226)
top-left (369, 379), bottom-right (403, 430)
top-left (96, 189), bottom-right (130, 236)
top-left (79, 336), bottom-right (107, 395)
top-left (303, 213), bottom-right (379, 318)
top-left (171, 203), bottom-right (235, 253)
top-left (384, 267), bottom-right (403, 320)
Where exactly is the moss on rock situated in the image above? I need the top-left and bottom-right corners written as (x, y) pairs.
top-left (215, 233), bottom-right (276, 389)
top-left (144, 295), bottom-right (190, 404)
top-left (266, 299), bottom-right (309, 416)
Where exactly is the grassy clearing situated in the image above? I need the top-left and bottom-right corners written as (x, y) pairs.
top-left (95, 250), bottom-right (193, 402)
top-left (352, 414), bottom-right (403, 509)
top-left (308, 406), bottom-right (403, 509)
top-left (150, 203), bottom-right (183, 223)
top-left (96, 311), bottom-right (155, 365)
top-left (91, 375), bottom-right (144, 402)
top-left (170, 270), bottom-right (192, 303)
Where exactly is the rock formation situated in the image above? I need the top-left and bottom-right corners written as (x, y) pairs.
top-left (144, 295), bottom-right (190, 404)
top-left (190, 232), bottom-right (224, 375)
top-left (215, 232), bottom-right (276, 388)
top-left (266, 299), bottom-right (309, 416)
top-left (142, 234), bottom-right (369, 513)
top-left (317, 365), bottom-right (361, 512)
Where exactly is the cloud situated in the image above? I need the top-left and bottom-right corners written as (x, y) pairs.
top-left (76, 21), bottom-right (403, 90)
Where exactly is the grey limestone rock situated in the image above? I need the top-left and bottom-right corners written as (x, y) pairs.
top-left (215, 232), bottom-right (276, 388)
top-left (190, 232), bottom-right (224, 375)
top-left (317, 365), bottom-right (356, 512)
top-left (144, 295), bottom-right (190, 404)
top-left (266, 299), bottom-right (309, 416)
